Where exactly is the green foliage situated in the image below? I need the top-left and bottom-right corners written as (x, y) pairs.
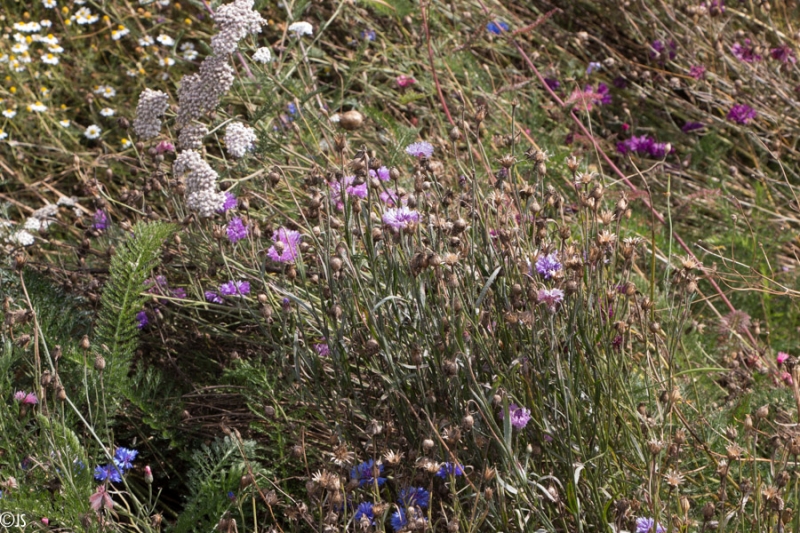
top-left (93, 221), bottom-right (176, 412)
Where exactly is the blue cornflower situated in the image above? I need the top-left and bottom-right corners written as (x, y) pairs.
top-left (287, 103), bottom-right (298, 115)
top-left (535, 252), bottom-right (562, 280)
top-left (94, 463), bottom-right (123, 483)
top-left (486, 20), bottom-right (509, 35)
top-left (227, 491), bottom-right (236, 500)
top-left (361, 29), bottom-right (376, 41)
top-left (390, 507), bottom-right (408, 532)
top-left (114, 447), bottom-right (138, 470)
top-left (398, 487), bottom-right (429, 509)
top-left (354, 502), bottom-right (375, 525)
top-left (435, 462), bottom-right (464, 478)
top-left (350, 459), bottom-right (386, 487)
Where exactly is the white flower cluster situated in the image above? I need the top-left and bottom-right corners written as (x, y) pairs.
top-left (177, 123), bottom-right (208, 150)
top-left (210, 0), bottom-right (265, 55)
top-left (252, 47), bottom-right (272, 64)
top-left (174, 150), bottom-right (225, 217)
top-left (23, 204), bottom-right (58, 233)
top-left (176, 54), bottom-right (234, 127)
top-left (133, 89), bottom-right (170, 140)
top-left (224, 122), bottom-right (257, 159)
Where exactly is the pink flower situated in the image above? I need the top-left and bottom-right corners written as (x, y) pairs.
top-left (155, 140), bottom-right (175, 154)
top-left (14, 391), bottom-right (26, 402)
top-left (396, 75), bottom-right (416, 88)
top-left (781, 371), bottom-right (793, 385)
top-left (41, 518), bottom-right (49, 525)
top-left (777, 351), bottom-right (790, 365)
top-left (689, 65), bottom-right (706, 80)
top-left (89, 485), bottom-right (114, 512)
top-left (23, 392), bottom-right (38, 405)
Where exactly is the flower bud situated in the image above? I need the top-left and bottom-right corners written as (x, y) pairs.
top-left (144, 465), bottom-right (153, 484)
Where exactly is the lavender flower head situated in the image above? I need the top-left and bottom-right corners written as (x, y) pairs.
top-left (382, 206), bottom-right (419, 230)
top-left (727, 104), bottom-right (756, 125)
top-left (369, 166), bottom-right (390, 181)
top-left (136, 310), bottom-right (148, 329)
top-left (535, 252), bottom-right (562, 280)
top-left (93, 210), bottom-right (108, 230)
top-left (219, 280), bottom-right (250, 297)
top-left (226, 217), bottom-right (248, 243)
top-left (267, 228), bottom-right (302, 263)
top-left (538, 288), bottom-right (565, 312)
top-left (405, 141), bottom-right (434, 159)
top-left (499, 403), bottom-right (532, 429)
top-left (328, 176), bottom-right (368, 210)
top-left (636, 517), bottom-right (666, 533)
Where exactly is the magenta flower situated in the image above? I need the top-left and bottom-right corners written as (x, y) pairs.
top-left (727, 103), bottom-right (756, 125)
top-left (770, 45), bottom-right (796, 64)
top-left (538, 288), bottom-right (565, 312)
top-left (93, 210), bottom-right (108, 230)
top-left (155, 140), bottom-right (175, 154)
top-left (777, 352), bottom-right (790, 365)
top-left (314, 342), bottom-right (330, 357)
top-left (405, 141), bottom-right (434, 159)
top-left (14, 391), bottom-right (26, 402)
top-left (565, 84), bottom-right (611, 111)
top-left (396, 75), bottom-right (416, 88)
top-left (379, 190), bottom-right (401, 206)
top-left (267, 228), bottom-right (302, 263)
top-left (23, 392), bottom-right (38, 405)
top-left (219, 280), bottom-right (250, 297)
top-left (205, 291), bottom-right (223, 304)
top-left (617, 135), bottom-right (672, 158)
top-left (226, 217), bottom-right (248, 243)
top-left (731, 40), bottom-right (762, 63)
top-left (382, 206), bottom-right (419, 230)
top-left (369, 166), bottom-right (390, 181)
top-left (781, 371), bottom-right (793, 385)
top-left (499, 403), bottom-right (532, 429)
top-left (689, 65), bottom-right (706, 80)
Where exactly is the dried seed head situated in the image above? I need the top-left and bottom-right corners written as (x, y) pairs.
top-left (339, 110), bottom-right (364, 131)
top-left (755, 404), bottom-right (769, 419)
top-left (94, 355), bottom-right (106, 371)
top-left (422, 439), bottom-right (434, 452)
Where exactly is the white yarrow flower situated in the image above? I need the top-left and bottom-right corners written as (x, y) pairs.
top-left (287, 21), bottom-right (313, 37)
top-left (252, 47), bottom-right (273, 64)
top-left (9, 230), bottom-right (35, 246)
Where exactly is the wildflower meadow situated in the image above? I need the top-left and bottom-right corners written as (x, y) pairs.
top-left (2, 0), bottom-right (800, 531)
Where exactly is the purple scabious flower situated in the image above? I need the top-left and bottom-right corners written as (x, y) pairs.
top-left (538, 288), bottom-right (565, 312)
top-left (136, 310), bottom-right (148, 329)
top-left (617, 135), bottom-right (672, 158)
top-left (379, 190), bottom-right (401, 206)
top-left (650, 40), bottom-right (676, 62)
top-left (586, 61), bottom-right (602, 74)
top-left (390, 507), bottom-right (408, 532)
top-left (486, 20), bottom-right (509, 34)
top-left (398, 487), bottom-right (430, 509)
top-left (499, 403), bottom-right (532, 429)
top-left (535, 253), bottom-right (562, 280)
top-left (636, 517), bottom-right (666, 533)
top-left (382, 206), bottom-right (419, 230)
top-left (114, 447), bottom-right (138, 470)
top-left (226, 217), bottom-right (248, 243)
top-left (355, 502), bottom-right (375, 525)
top-left (218, 191), bottom-right (238, 212)
top-left (405, 141), bottom-right (434, 159)
top-left (314, 343), bottom-right (330, 357)
top-left (435, 462), bottom-right (464, 478)
top-left (93, 210), bottom-right (108, 230)
top-left (731, 40), bottom-right (762, 63)
top-left (219, 280), bottom-right (250, 297)
top-left (205, 291), bottom-right (223, 304)
top-left (612, 76), bottom-right (628, 89)
top-left (596, 83), bottom-right (612, 105)
top-left (94, 463), bottom-right (123, 483)
top-left (727, 103), bottom-right (756, 125)
top-left (369, 166), bottom-right (390, 181)
top-left (350, 459), bottom-right (386, 487)
top-left (267, 228), bottom-right (302, 263)
top-left (689, 65), bottom-right (706, 79)
top-left (329, 176), bottom-right (368, 210)
top-left (171, 288), bottom-right (187, 299)
top-left (681, 121), bottom-right (705, 133)
top-left (770, 45), bottom-right (796, 64)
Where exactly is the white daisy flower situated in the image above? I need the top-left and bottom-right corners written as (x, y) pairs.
top-left (59, 119), bottom-right (70, 127)
top-left (111, 26), bottom-right (130, 40)
top-left (179, 42), bottom-right (195, 51)
top-left (29, 102), bottom-right (48, 112)
top-left (13, 33), bottom-right (26, 43)
top-left (48, 45), bottom-right (64, 54)
top-left (121, 138), bottom-right (132, 148)
top-left (41, 53), bottom-right (59, 65)
top-left (11, 60), bottom-right (24, 72)
top-left (126, 69), bottom-right (138, 77)
top-left (100, 107), bottom-right (115, 117)
top-left (0, 129), bottom-right (7, 140)
top-left (159, 57), bottom-right (175, 67)
top-left (252, 47), bottom-right (273, 63)
top-left (40, 34), bottom-right (58, 45)
top-left (182, 49), bottom-right (198, 60)
top-left (2, 109), bottom-right (16, 119)
top-left (41, 19), bottom-right (52, 28)
top-left (94, 85), bottom-right (116, 98)
top-left (156, 34), bottom-right (174, 46)
top-left (18, 53), bottom-right (32, 64)
top-left (84, 124), bottom-right (102, 139)
top-left (138, 36), bottom-right (155, 47)
top-left (43, 0), bottom-right (57, 8)
top-left (287, 21), bottom-right (313, 37)
top-left (11, 43), bottom-right (29, 54)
